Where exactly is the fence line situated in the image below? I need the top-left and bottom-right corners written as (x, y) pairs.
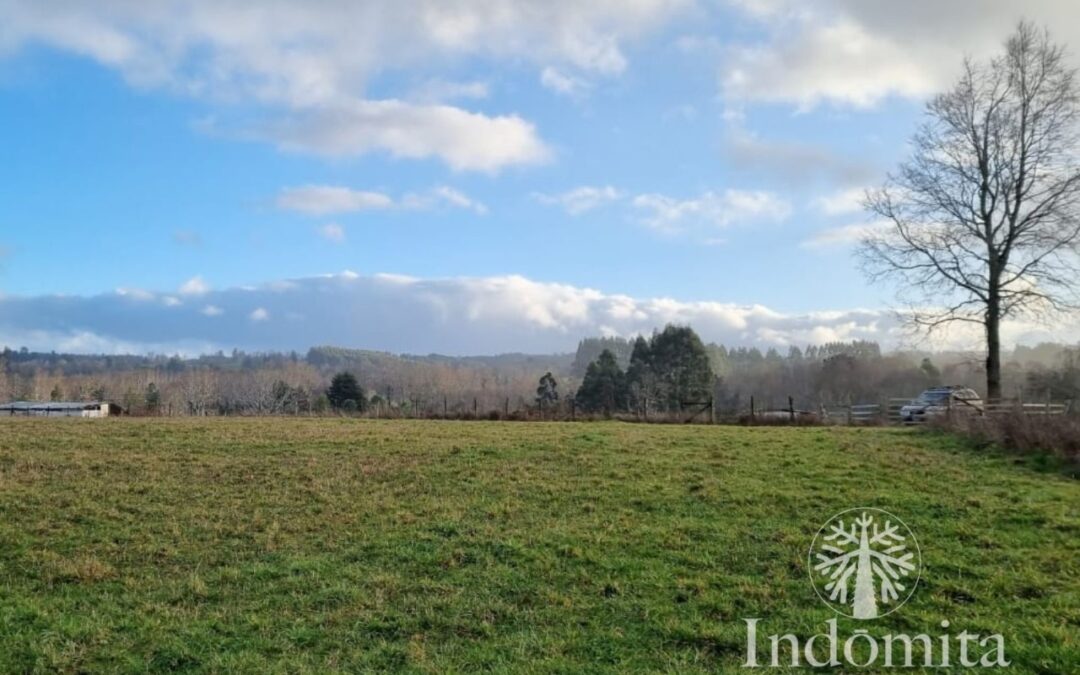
top-left (982, 400), bottom-right (1068, 416)
top-left (14, 391), bottom-right (1073, 425)
top-left (753, 396), bottom-right (1074, 427)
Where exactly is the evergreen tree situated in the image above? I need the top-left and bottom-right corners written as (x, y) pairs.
top-left (145, 383), bottom-right (160, 414)
top-left (571, 337), bottom-right (633, 376)
top-left (625, 336), bottom-right (654, 413)
top-left (327, 372), bottom-right (364, 411)
top-left (647, 325), bottom-right (715, 410)
top-left (535, 372), bottom-right (559, 406)
top-left (575, 349), bottom-right (628, 415)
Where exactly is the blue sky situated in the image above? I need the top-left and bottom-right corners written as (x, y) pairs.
top-left (1, 1), bottom-right (1077, 354)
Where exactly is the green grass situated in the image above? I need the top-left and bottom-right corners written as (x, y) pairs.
top-left (0, 419), bottom-right (1076, 673)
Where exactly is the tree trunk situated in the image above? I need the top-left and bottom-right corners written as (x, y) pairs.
top-left (986, 292), bottom-right (1002, 401)
top-left (852, 527), bottom-right (878, 620)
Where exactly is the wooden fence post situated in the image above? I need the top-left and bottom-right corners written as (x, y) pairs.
top-left (788, 396), bottom-right (795, 422)
top-left (750, 396), bottom-right (755, 422)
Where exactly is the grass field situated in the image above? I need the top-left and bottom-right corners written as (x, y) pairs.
top-left (0, 419), bottom-right (1076, 673)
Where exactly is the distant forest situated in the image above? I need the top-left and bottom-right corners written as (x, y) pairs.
top-left (1, 332), bottom-right (1078, 416)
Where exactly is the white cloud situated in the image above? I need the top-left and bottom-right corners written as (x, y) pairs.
top-left (407, 79), bottom-right (489, 103)
top-left (3, 271), bottom-right (1078, 354)
top-left (277, 185), bottom-right (393, 215)
top-left (723, 19), bottom-right (941, 110)
top-left (533, 185), bottom-right (623, 215)
top-left (426, 186), bottom-right (488, 215)
top-left (179, 276), bottom-right (210, 296)
top-left (266, 100), bottom-right (550, 172)
top-left (115, 287), bottom-right (155, 301)
top-left (281, 184), bottom-right (487, 216)
top-left (0, 1), bottom-right (690, 97)
top-left (813, 187), bottom-right (868, 216)
top-left (801, 221), bottom-right (889, 249)
top-left (400, 186), bottom-right (489, 215)
top-left (201, 304), bottom-right (223, 316)
top-left (721, 1), bottom-right (1080, 109)
top-left (534, 185), bottom-right (791, 234)
top-left (2, 0), bottom-right (690, 170)
top-left (631, 189), bottom-right (791, 232)
top-left (318, 223), bottom-right (346, 243)
top-left (0, 329), bottom-right (219, 357)
top-left (540, 66), bottom-right (589, 97)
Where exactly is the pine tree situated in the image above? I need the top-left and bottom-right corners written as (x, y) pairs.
top-left (575, 349), bottom-right (627, 415)
top-left (625, 336), bottom-right (654, 414)
top-left (328, 372), bottom-right (364, 411)
top-left (647, 325), bottom-right (714, 410)
top-left (145, 383), bottom-right (161, 414)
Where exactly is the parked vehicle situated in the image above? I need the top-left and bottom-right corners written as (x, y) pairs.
top-left (900, 386), bottom-right (983, 423)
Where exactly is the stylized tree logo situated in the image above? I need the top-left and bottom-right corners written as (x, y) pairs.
top-left (809, 508), bottom-right (921, 619)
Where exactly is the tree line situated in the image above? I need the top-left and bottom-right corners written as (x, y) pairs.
top-left (2, 330), bottom-right (1079, 417)
top-left (574, 326), bottom-right (714, 415)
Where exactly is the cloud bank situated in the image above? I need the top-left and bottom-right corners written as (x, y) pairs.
top-left (2, 272), bottom-right (1075, 356)
top-left (0, 272), bottom-right (883, 355)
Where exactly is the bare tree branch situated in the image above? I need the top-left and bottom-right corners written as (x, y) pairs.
top-left (857, 22), bottom-right (1080, 398)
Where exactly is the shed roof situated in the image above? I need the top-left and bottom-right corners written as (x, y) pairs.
top-left (0, 401), bottom-right (107, 410)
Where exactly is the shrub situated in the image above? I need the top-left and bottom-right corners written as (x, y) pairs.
top-left (936, 412), bottom-right (1080, 473)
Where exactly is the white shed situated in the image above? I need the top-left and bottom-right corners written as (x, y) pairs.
top-left (0, 401), bottom-right (121, 417)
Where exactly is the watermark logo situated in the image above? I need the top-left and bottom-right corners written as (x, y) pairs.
top-left (741, 507), bottom-right (1009, 668)
top-left (809, 507), bottom-right (920, 619)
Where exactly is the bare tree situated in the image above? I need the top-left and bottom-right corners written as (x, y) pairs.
top-left (860, 23), bottom-right (1080, 400)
